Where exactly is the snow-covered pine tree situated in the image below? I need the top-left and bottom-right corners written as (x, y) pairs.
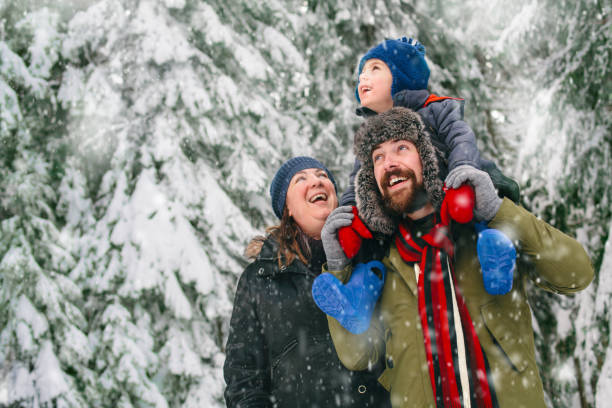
top-left (56, 0), bottom-right (261, 405)
top-left (1, 0), bottom-right (610, 406)
top-left (0, 4), bottom-right (94, 407)
top-left (514, 1), bottom-right (611, 406)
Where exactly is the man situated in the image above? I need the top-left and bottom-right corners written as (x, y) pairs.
top-left (320, 107), bottom-right (594, 407)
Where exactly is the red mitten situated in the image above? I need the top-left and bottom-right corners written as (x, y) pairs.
top-left (443, 184), bottom-right (475, 224)
top-left (338, 206), bottom-right (373, 258)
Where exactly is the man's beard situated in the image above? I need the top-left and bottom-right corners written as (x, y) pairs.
top-left (381, 168), bottom-right (427, 217)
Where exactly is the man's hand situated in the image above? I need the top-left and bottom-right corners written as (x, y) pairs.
top-left (445, 165), bottom-right (502, 222)
top-left (321, 206), bottom-right (354, 270)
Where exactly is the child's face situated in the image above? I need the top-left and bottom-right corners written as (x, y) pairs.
top-left (357, 59), bottom-right (393, 113)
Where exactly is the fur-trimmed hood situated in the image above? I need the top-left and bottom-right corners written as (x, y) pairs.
top-left (354, 107), bottom-right (443, 236)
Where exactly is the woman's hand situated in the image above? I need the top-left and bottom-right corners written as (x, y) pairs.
top-left (321, 206), bottom-right (354, 270)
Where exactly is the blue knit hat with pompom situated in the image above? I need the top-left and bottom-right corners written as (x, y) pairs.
top-left (355, 37), bottom-right (430, 103)
top-left (270, 156), bottom-right (337, 219)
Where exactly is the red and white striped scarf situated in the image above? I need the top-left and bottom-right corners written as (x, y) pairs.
top-left (395, 214), bottom-right (498, 408)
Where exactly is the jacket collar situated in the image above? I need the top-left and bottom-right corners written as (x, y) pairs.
top-left (355, 89), bottom-right (430, 118)
top-left (355, 106), bottom-right (378, 117)
top-left (256, 237), bottom-right (314, 278)
top-left (391, 89), bottom-right (430, 110)
top-left (256, 237), bottom-right (279, 262)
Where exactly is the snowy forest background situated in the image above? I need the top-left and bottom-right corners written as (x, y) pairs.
top-left (0, 0), bottom-right (610, 406)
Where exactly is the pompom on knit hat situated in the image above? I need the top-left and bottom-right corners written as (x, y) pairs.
top-left (270, 156), bottom-right (337, 219)
top-left (355, 37), bottom-right (430, 103)
top-left (353, 107), bottom-right (443, 235)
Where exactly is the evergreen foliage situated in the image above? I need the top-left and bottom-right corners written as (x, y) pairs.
top-left (0, 0), bottom-right (609, 406)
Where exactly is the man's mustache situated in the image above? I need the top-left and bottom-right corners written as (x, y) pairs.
top-left (381, 168), bottom-right (417, 191)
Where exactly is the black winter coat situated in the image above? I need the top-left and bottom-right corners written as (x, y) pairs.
top-left (223, 238), bottom-right (390, 408)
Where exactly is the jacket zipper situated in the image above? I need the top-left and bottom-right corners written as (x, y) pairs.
top-left (271, 338), bottom-right (298, 379)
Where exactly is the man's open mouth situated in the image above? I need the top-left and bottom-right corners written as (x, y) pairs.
top-left (388, 176), bottom-right (408, 187)
top-left (382, 169), bottom-right (417, 193)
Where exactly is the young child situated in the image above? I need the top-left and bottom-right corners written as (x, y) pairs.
top-left (340, 37), bottom-right (519, 207)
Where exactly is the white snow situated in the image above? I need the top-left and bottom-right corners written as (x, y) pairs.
top-left (133, 0), bottom-right (194, 65)
top-left (164, 66), bottom-right (213, 113)
top-left (8, 362), bottom-right (34, 403)
top-left (595, 221), bottom-right (612, 316)
top-left (16, 8), bottom-right (60, 78)
top-left (160, 326), bottom-right (204, 376)
top-left (493, 1), bottom-right (538, 54)
top-left (263, 27), bottom-right (305, 68)
top-left (62, 0), bottom-right (129, 62)
top-left (59, 324), bottom-right (92, 363)
top-left (0, 78), bottom-right (22, 130)
top-left (597, 336), bottom-right (612, 407)
top-left (234, 44), bottom-right (270, 80)
top-left (0, 42), bottom-right (46, 95)
top-left (191, 3), bottom-right (233, 45)
top-left (35, 341), bottom-right (70, 403)
top-left (16, 295), bottom-right (49, 342)
top-left (2, 1), bottom-right (608, 407)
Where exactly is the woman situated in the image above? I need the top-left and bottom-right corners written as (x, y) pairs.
top-left (223, 156), bottom-right (390, 407)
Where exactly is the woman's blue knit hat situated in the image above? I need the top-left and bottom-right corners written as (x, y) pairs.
top-left (269, 156), bottom-right (337, 219)
top-left (355, 37), bottom-right (430, 103)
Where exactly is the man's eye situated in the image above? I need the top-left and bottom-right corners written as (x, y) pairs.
top-left (373, 154), bottom-right (382, 162)
top-left (318, 172), bottom-right (328, 179)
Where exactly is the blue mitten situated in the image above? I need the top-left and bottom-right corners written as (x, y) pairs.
top-left (312, 261), bottom-right (386, 334)
top-left (475, 222), bottom-right (516, 295)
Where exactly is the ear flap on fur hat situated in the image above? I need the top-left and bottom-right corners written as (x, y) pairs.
top-left (355, 165), bottom-right (398, 236)
top-left (353, 107), bottom-right (444, 236)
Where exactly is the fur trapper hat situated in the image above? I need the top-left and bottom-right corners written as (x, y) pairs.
top-left (354, 107), bottom-right (443, 235)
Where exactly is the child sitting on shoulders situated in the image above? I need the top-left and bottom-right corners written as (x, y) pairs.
top-left (341, 37), bottom-right (519, 207)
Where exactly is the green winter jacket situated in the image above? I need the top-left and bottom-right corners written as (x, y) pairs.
top-left (327, 199), bottom-right (594, 408)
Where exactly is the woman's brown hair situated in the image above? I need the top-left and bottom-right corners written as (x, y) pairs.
top-left (244, 206), bottom-right (311, 268)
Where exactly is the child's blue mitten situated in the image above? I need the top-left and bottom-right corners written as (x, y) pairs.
top-left (312, 261), bottom-right (386, 334)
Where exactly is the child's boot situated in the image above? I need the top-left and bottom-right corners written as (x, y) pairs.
top-left (475, 222), bottom-right (516, 295)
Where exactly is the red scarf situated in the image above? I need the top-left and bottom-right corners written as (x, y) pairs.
top-left (395, 214), bottom-right (498, 408)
